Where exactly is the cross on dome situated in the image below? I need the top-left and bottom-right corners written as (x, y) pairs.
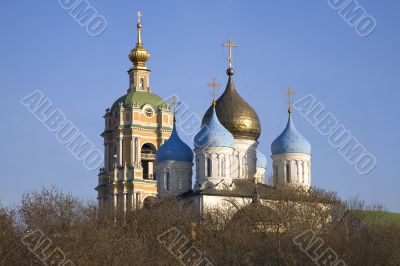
top-left (136, 11), bottom-right (142, 23)
top-left (222, 38), bottom-right (238, 68)
top-left (169, 96), bottom-right (181, 115)
top-left (207, 77), bottom-right (221, 104)
top-left (286, 86), bottom-right (295, 114)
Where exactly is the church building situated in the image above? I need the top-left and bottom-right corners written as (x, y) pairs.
top-left (96, 13), bottom-right (312, 215)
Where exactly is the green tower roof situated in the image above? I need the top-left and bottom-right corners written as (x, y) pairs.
top-left (111, 91), bottom-right (164, 110)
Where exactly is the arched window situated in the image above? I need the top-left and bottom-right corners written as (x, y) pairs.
top-left (141, 143), bottom-right (156, 180)
top-left (221, 158), bottom-right (225, 177)
top-left (207, 158), bottom-right (212, 177)
top-left (241, 157), bottom-right (246, 177)
top-left (297, 161), bottom-right (301, 183)
top-left (139, 78), bottom-right (144, 90)
top-left (286, 163), bottom-right (291, 183)
top-left (166, 170), bottom-right (170, 190)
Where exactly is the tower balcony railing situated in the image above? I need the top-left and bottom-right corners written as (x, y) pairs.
top-left (143, 173), bottom-right (156, 180)
top-left (141, 153), bottom-right (156, 160)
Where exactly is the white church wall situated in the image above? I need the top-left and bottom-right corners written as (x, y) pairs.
top-left (232, 139), bottom-right (258, 179)
top-left (194, 147), bottom-right (235, 191)
top-left (272, 153), bottom-right (311, 189)
top-left (157, 161), bottom-right (193, 198)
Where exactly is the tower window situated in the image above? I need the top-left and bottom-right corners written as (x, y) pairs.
top-left (241, 158), bottom-right (246, 177)
top-left (221, 158), bottom-right (225, 177)
top-left (125, 113), bottom-right (131, 122)
top-left (139, 78), bottom-right (144, 90)
top-left (286, 163), bottom-right (291, 183)
top-left (166, 171), bottom-right (170, 190)
top-left (207, 158), bottom-right (212, 177)
top-left (274, 164), bottom-right (278, 185)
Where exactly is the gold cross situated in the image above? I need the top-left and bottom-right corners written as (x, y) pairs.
top-left (222, 38), bottom-right (238, 68)
top-left (169, 96), bottom-right (181, 115)
top-left (136, 11), bottom-right (142, 23)
top-left (287, 86), bottom-right (295, 113)
top-left (207, 77), bottom-right (220, 101)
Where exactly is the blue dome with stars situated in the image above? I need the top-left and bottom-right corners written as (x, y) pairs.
top-left (194, 105), bottom-right (235, 148)
top-left (156, 121), bottom-right (193, 163)
top-left (256, 150), bottom-right (267, 168)
top-left (271, 114), bottom-right (311, 155)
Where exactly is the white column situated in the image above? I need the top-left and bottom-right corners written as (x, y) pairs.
top-left (107, 143), bottom-right (111, 170)
top-left (226, 156), bottom-right (230, 177)
top-left (235, 153), bottom-right (240, 178)
top-left (136, 193), bottom-right (141, 208)
top-left (130, 137), bottom-right (135, 166)
top-left (218, 156), bottom-right (221, 177)
top-left (104, 143), bottom-right (108, 170)
top-left (238, 156), bottom-right (243, 178)
top-left (117, 137), bottom-right (122, 166)
top-left (300, 161), bottom-right (303, 183)
top-left (119, 110), bottom-right (124, 125)
top-left (149, 162), bottom-right (154, 179)
top-left (132, 192), bottom-right (136, 210)
top-left (137, 138), bottom-right (141, 167)
top-left (123, 164), bottom-right (128, 181)
top-left (123, 192), bottom-right (127, 213)
top-left (113, 193), bottom-right (117, 211)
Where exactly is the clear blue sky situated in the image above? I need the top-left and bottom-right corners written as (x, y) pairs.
top-left (1, 0), bottom-right (399, 211)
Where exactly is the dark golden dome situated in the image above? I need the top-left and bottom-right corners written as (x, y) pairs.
top-left (201, 68), bottom-right (261, 140)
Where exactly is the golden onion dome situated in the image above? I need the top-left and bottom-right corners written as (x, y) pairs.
top-left (129, 17), bottom-right (150, 67)
top-left (201, 68), bottom-right (261, 140)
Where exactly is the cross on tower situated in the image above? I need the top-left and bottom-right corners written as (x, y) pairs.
top-left (169, 96), bottom-right (181, 115)
top-left (286, 86), bottom-right (295, 114)
top-left (207, 77), bottom-right (221, 102)
top-left (136, 11), bottom-right (142, 23)
top-left (222, 38), bottom-right (238, 68)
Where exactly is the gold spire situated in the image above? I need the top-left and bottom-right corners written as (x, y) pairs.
top-left (286, 86), bottom-right (295, 114)
top-left (129, 11), bottom-right (150, 67)
top-left (222, 38), bottom-right (238, 69)
top-left (136, 11), bottom-right (142, 44)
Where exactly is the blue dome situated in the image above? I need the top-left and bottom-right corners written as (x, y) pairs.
top-left (156, 121), bottom-right (193, 163)
top-left (256, 150), bottom-right (267, 168)
top-left (194, 106), bottom-right (235, 148)
top-left (271, 115), bottom-right (311, 155)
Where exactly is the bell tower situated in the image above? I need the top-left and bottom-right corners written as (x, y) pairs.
top-left (96, 12), bottom-right (174, 213)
